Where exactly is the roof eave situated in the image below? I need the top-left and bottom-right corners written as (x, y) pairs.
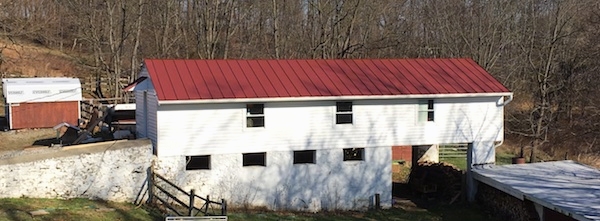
top-left (158, 92), bottom-right (513, 105)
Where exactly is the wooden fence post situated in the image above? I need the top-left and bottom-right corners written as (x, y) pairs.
top-left (375, 193), bottom-right (381, 210)
top-left (147, 167), bottom-right (154, 204)
top-left (189, 189), bottom-right (195, 216)
top-left (221, 199), bottom-right (227, 215)
top-left (205, 195), bottom-right (210, 214)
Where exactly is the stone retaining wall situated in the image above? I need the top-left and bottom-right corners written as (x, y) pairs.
top-left (0, 139), bottom-right (153, 202)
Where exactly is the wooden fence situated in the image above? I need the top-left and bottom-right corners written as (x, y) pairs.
top-left (439, 143), bottom-right (469, 160)
top-left (147, 169), bottom-right (227, 218)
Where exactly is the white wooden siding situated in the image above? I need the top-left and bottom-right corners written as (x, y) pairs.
top-left (135, 68), bottom-right (158, 148)
top-left (155, 97), bottom-right (504, 156)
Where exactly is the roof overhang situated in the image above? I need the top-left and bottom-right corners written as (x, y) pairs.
top-left (472, 161), bottom-right (598, 221)
top-left (158, 92), bottom-right (513, 105)
top-left (124, 77), bottom-right (148, 92)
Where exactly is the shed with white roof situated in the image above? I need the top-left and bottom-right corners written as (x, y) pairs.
top-left (2, 78), bottom-right (82, 129)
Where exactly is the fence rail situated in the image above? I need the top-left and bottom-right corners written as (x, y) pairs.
top-left (439, 144), bottom-right (468, 159)
top-left (148, 169), bottom-right (227, 218)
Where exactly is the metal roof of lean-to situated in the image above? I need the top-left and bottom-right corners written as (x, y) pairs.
top-left (142, 58), bottom-right (511, 103)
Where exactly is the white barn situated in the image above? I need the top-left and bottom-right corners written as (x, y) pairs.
top-left (134, 58), bottom-right (512, 211)
top-left (2, 77), bottom-right (82, 129)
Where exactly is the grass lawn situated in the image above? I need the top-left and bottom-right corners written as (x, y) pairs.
top-left (0, 198), bottom-right (502, 221)
top-left (0, 198), bottom-right (163, 221)
top-left (440, 150), bottom-right (517, 170)
top-left (228, 203), bottom-right (500, 221)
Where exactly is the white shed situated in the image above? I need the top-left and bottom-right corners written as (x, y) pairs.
top-left (2, 77), bottom-right (82, 129)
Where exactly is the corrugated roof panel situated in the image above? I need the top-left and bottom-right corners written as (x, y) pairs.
top-left (187, 60), bottom-right (213, 99)
top-left (169, 60), bottom-right (191, 99)
top-left (361, 60), bottom-right (401, 95)
top-left (408, 59), bottom-right (444, 94)
top-left (276, 61), bottom-right (311, 97)
top-left (414, 59), bottom-right (459, 94)
top-left (142, 58), bottom-right (511, 101)
top-left (257, 60), bottom-right (287, 97)
top-left (152, 60), bottom-right (177, 100)
top-left (249, 60), bottom-right (278, 97)
top-left (333, 60), bottom-right (369, 95)
top-left (463, 59), bottom-right (509, 92)
top-left (305, 60), bottom-right (336, 96)
top-left (386, 60), bottom-right (428, 94)
top-left (237, 60), bottom-right (267, 98)
top-left (452, 59), bottom-right (497, 93)
top-left (216, 60), bottom-right (246, 98)
top-left (374, 60), bottom-right (415, 94)
top-left (265, 60), bottom-right (301, 97)
top-left (437, 59), bottom-right (483, 93)
top-left (165, 60), bottom-right (186, 100)
top-left (173, 61), bottom-right (200, 99)
top-left (355, 59), bottom-right (394, 95)
top-left (345, 60), bottom-right (386, 94)
top-left (226, 60), bottom-right (255, 98)
top-left (207, 60), bottom-right (235, 98)
top-left (318, 60), bottom-right (355, 96)
top-left (204, 60), bottom-right (228, 99)
top-left (289, 60), bottom-right (323, 96)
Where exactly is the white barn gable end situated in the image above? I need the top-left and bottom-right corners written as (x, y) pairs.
top-left (134, 58), bottom-right (512, 211)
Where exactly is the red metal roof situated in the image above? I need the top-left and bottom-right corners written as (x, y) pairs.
top-left (142, 58), bottom-right (511, 101)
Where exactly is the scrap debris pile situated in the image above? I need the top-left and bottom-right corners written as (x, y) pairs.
top-left (53, 105), bottom-right (134, 146)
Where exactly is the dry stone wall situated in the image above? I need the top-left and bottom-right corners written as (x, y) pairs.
top-left (0, 139), bottom-right (153, 202)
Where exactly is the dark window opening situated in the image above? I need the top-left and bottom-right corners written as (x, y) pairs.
top-left (247, 104), bottom-right (264, 115)
top-left (247, 104), bottom-right (265, 127)
top-left (343, 148), bottom-right (365, 161)
top-left (186, 155), bottom-right (211, 170)
top-left (243, 152), bottom-right (266, 166)
top-left (336, 102), bottom-right (353, 124)
top-left (293, 150), bottom-right (316, 164)
top-left (247, 117), bottom-right (264, 127)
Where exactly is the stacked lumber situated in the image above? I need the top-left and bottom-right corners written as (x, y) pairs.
top-left (476, 183), bottom-right (536, 221)
top-left (408, 161), bottom-right (463, 202)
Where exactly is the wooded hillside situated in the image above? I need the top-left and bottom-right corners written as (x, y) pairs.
top-left (0, 0), bottom-right (599, 163)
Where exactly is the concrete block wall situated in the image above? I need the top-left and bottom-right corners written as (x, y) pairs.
top-left (0, 139), bottom-right (153, 202)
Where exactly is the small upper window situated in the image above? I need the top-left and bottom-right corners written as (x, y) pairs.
top-left (336, 102), bottom-right (353, 124)
top-left (343, 148), bottom-right (365, 161)
top-left (243, 152), bottom-right (267, 166)
top-left (293, 150), bottom-right (316, 164)
top-left (246, 104), bottom-right (265, 127)
top-left (418, 100), bottom-right (434, 122)
top-left (185, 155), bottom-right (211, 170)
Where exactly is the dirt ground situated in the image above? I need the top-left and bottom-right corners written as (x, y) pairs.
top-left (0, 128), bottom-right (56, 152)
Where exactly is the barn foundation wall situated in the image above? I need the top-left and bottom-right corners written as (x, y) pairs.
top-left (0, 139), bottom-right (153, 202)
top-left (154, 147), bottom-right (393, 212)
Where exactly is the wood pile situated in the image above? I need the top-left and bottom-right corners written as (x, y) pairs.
top-left (476, 183), bottom-right (537, 221)
top-left (408, 161), bottom-right (463, 202)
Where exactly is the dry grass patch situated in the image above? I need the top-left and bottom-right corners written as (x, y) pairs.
top-left (0, 38), bottom-right (80, 78)
top-left (0, 128), bottom-right (56, 152)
